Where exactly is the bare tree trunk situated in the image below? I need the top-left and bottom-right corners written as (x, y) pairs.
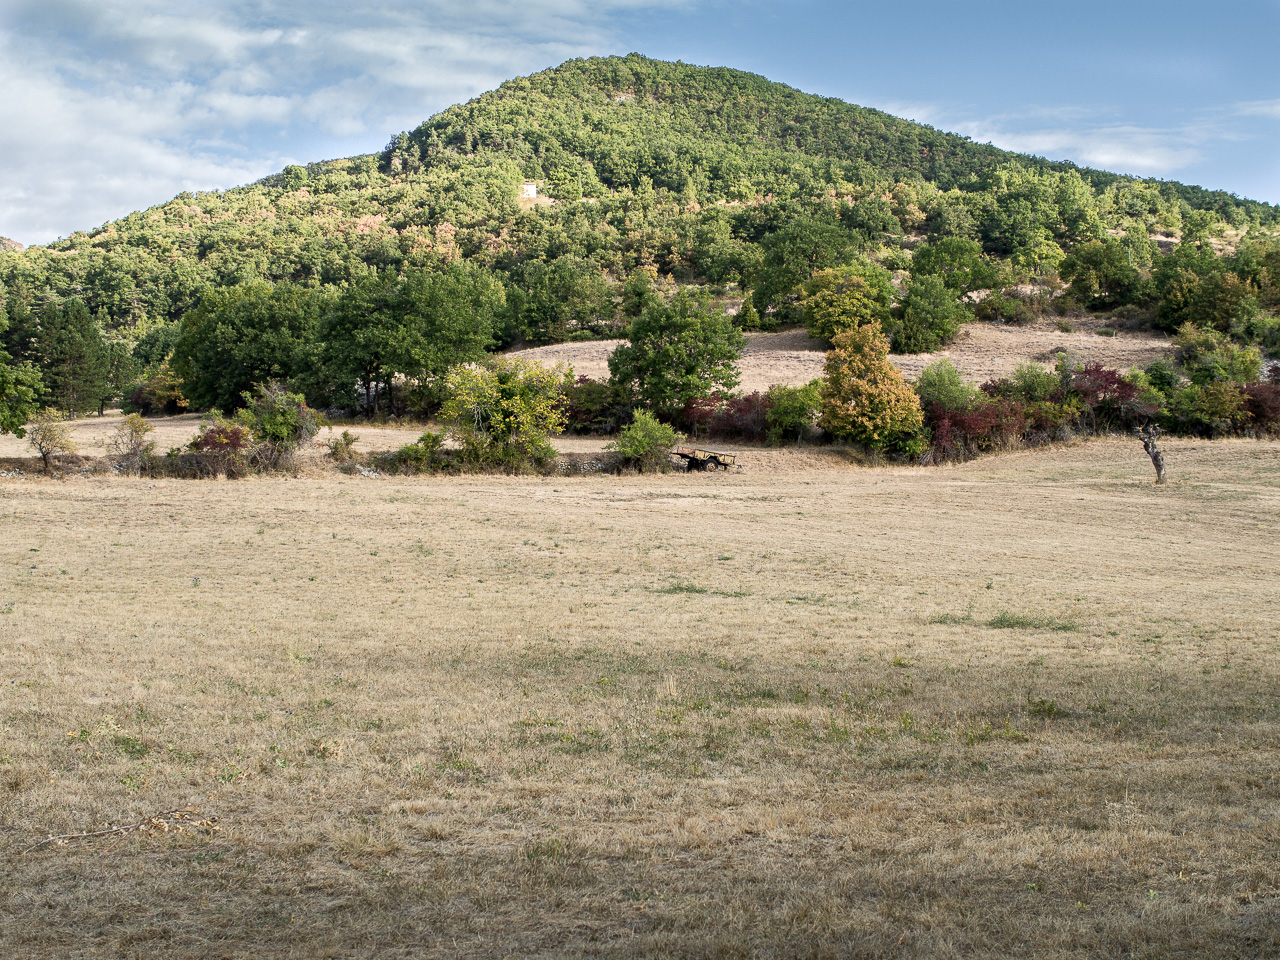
top-left (1137, 425), bottom-right (1166, 484)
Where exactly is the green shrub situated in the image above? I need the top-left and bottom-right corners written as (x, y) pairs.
top-left (237, 383), bottom-right (323, 446)
top-left (26, 410), bottom-right (77, 471)
top-left (1163, 382), bottom-right (1250, 435)
top-left (1143, 360), bottom-right (1181, 395)
top-left (392, 431), bottom-right (446, 472)
top-left (441, 357), bottom-right (570, 468)
top-left (1012, 362), bottom-right (1058, 403)
top-left (1173, 324), bottom-right (1262, 385)
top-left (608, 410), bottom-right (681, 471)
top-left (974, 291), bottom-right (1037, 325)
top-left (324, 429), bottom-right (360, 463)
top-left (736, 298), bottom-right (763, 331)
top-left (765, 381), bottom-right (822, 446)
top-left (108, 413), bottom-right (156, 473)
top-left (915, 359), bottom-right (977, 412)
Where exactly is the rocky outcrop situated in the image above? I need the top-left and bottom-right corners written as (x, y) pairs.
top-left (0, 237), bottom-right (24, 252)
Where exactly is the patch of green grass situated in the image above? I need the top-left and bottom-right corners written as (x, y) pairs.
top-left (113, 735), bottom-right (149, 758)
top-left (652, 581), bottom-right (707, 595)
top-left (987, 610), bottom-right (1079, 632)
top-left (1027, 696), bottom-right (1062, 717)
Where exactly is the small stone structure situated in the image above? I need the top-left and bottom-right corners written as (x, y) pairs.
top-left (519, 182), bottom-right (538, 200)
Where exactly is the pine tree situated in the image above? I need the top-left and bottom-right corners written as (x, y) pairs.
top-left (38, 299), bottom-right (111, 416)
top-left (0, 309), bottom-right (42, 437)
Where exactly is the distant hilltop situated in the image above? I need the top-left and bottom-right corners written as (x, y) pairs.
top-left (0, 237), bottom-right (23, 252)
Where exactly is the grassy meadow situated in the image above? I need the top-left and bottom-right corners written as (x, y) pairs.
top-left (1, 438), bottom-right (1278, 958)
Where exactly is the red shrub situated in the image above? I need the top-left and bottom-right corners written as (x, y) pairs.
top-left (1243, 383), bottom-right (1280, 433)
top-left (927, 398), bottom-right (1027, 462)
top-left (190, 421), bottom-right (252, 454)
top-left (680, 393), bottom-right (773, 442)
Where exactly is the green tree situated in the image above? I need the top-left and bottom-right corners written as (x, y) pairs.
top-left (891, 275), bottom-right (970, 353)
top-left (516, 257), bottom-right (615, 343)
top-left (800, 262), bottom-right (894, 342)
top-left (38, 299), bottom-right (111, 415)
top-left (608, 298), bottom-right (746, 416)
top-left (399, 266), bottom-right (507, 378)
top-left (0, 312), bottom-right (42, 436)
top-left (910, 237), bottom-right (998, 294)
top-left (752, 216), bottom-right (857, 321)
top-left (819, 323), bottom-right (924, 452)
top-left (174, 281), bottom-right (326, 411)
top-left (1060, 238), bottom-right (1144, 308)
top-left (318, 273), bottom-right (401, 416)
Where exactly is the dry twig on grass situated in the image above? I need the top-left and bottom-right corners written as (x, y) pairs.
top-left (22, 808), bottom-right (219, 855)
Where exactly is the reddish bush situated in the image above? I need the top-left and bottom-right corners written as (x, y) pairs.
top-left (189, 421), bottom-right (253, 455)
top-left (1067, 362), bottom-right (1155, 431)
top-left (927, 397), bottom-right (1027, 462)
top-left (1243, 382), bottom-right (1280, 433)
top-left (679, 392), bottom-right (773, 442)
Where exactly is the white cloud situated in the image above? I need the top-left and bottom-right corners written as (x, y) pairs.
top-left (1237, 100), bottom-right (1280, 120)
top-left (957, 122), bottom-right (1206, 176)
top-left (0, 0), bottom-right (697, 244)
top-left (859, 97), bottom-right (1241, 181)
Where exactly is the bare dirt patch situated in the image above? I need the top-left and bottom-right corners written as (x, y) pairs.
top-left (1, 440), bottom-right (1278, 957)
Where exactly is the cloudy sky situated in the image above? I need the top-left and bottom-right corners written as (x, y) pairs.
top-left (1, 0), bottom-right (1276, 245)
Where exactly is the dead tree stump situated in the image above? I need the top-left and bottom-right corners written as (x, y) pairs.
top-left (1136, 424), bottom-right (1166, 484)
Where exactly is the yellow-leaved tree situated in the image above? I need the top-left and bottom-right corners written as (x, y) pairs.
top-left (441, 356), bottom-right (571, 467)
top-left (819, 324), bottom-right (924, 455)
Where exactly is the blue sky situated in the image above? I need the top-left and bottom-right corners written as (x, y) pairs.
top-left (1, 0), bottom-right (1276, 245)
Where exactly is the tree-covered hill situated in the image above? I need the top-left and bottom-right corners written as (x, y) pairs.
top-left (3, 54), bottom-right (1274, 333)
top-left (1, 54), bottom-right (1277, 420)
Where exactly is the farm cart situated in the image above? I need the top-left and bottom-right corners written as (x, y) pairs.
top-left (671, 446), bottom-right (737, 472)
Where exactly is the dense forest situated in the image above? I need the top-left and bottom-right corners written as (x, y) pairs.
top-left (0, 53), bottom-right (1277, 430)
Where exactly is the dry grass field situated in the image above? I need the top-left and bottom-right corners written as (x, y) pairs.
top-left (514, 318), bottom-right (1172, 392)
top-left (2, 438), bottom-right (1279, 958)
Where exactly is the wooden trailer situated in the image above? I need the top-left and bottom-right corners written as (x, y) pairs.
top-left (671, 446), bottom-right (737, 471)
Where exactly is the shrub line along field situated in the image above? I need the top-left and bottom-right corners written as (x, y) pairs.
top-left (1, 439), bottom-right (1278, 957)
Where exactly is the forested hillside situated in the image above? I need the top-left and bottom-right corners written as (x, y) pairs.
top-left (0, 53), bottom-right (1277, 421)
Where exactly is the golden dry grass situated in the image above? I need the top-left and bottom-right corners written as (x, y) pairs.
top-left (1, 439), bottom-right (1278, 958)
top-left (513, 318), bottom-right (1172, 391)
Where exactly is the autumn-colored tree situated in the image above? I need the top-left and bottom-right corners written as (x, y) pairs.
top-left (819, 324), bottom-right (924, 453)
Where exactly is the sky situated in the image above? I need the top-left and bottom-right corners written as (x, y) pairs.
top-left (1, 0), bottom-right (1277, 246)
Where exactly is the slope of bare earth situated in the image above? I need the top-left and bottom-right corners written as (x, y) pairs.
top-left (513, 316), bottom-right (1173, 391)
top-left (1, 439), bottom-right (1278, 958)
